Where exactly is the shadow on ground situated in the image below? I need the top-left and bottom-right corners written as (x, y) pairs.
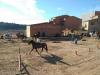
top-left (41, 54), bottom-right (71, 66)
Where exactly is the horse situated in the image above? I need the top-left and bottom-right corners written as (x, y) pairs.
top-left (28, 40), bottom-right (48, 55)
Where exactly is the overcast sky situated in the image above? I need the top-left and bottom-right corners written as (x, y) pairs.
top-left (0, 0), bottom-right (100, 24)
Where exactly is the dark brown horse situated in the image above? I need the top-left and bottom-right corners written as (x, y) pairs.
top-left (28, 40), bottom-right (48, 55)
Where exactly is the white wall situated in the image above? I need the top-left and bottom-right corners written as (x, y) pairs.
top-left (26, 25), bottom-right (31, 37)
top-left (82, 21), bottom-right (89, 30)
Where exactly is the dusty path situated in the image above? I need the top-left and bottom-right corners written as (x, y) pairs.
top-left (0, 38), bottom-right (100, 75)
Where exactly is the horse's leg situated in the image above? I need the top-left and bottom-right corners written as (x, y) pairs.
top-left (35, 48), bottom-right (40, 55)
top-left (45, 44), bottom-right (48, 52)
top-left (29, 48), bottom-right (33, 54)
top-left (40, 47), bottom-right (43, 54)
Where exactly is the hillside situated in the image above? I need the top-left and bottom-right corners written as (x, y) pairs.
top-left (0, 22), bottom-right (26, 30)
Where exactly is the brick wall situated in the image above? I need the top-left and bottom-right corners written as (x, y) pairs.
top-left (28, 15), bottom-right (82, 37)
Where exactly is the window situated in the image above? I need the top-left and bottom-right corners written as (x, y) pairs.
top-left (91, 22), bottom-right (95, 25)
top-left (96, 19), bottom-right (99, 22)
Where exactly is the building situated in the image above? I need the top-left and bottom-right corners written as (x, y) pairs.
top-left (26, 15), bottom-right (81, 37)
top-left (82, 11), bottom-right (100, 32)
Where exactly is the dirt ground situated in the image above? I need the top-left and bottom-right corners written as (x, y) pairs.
top-left (0, 37), bottom-right (100, 75)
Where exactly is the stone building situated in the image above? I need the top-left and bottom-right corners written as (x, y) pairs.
top-left (82, 11), bottom-right (100, 32)
top-left (26, 15), bottom-right (81, 37)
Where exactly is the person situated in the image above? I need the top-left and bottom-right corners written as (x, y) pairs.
top-left (89, 32), bottom-right (93, 37)
top-left (33, 34), bottom-right (37, 39)
top-left (36, 38), bottom-right (41, 43)
top-left (1, 35), bottom-right (3, 39)
top-left (75, 38), bottom-right (78, 44)
top-left (33, 33), bottom-right (41, 43)
top-left (71, 33), bottom-right (75, 41)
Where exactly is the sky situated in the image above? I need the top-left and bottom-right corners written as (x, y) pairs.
top-left (0, 0), bottom-right (100, 25)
